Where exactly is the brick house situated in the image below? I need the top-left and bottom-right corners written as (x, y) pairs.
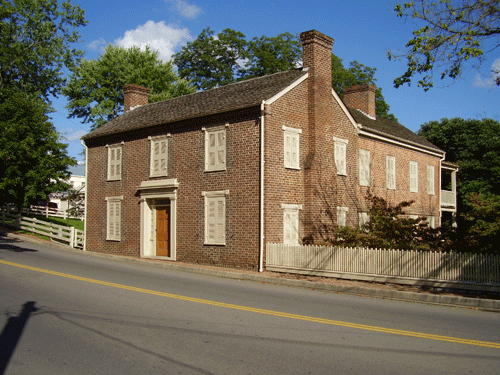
top-left (81, 30), bottom-right (457, 271)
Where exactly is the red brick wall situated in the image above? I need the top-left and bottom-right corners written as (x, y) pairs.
top-left (85, 108), bottom-right (262, 269)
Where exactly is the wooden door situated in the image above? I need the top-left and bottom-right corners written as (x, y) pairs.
top-left (156, 205), bottom-right (170, 256)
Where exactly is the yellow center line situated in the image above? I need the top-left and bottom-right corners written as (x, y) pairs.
top-left (2, 259), bottom-right (499, 349)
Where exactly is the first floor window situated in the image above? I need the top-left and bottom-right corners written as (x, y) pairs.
top-left (106, 196), bottom-right (123, 241)
top-left (359, 212), bottom-right (370, 228)
top-left (282, 204), bottom-right (302, 245)
top-left (203, 190), bottom-right (228, 245)
top-left (337, 206), bottom-right (348, 227)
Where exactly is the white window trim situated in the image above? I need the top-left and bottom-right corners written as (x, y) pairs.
top-left (359, 149), bottom-right (370, 186)
top-left (333, 137), bottom-right (348, 176)
top-left (427, 165), bottom-right (435, 195)
top-left (107, 142), bottom-right (123, 181)
top-left (386, 155), bottom-right (396, 190)
top-left (337, 206), bottom-right (349, 227)
top-left (149, 135), bottom-right (170, 177)
top-left (203, 125), bottom-right (227, 172)
top-left (283, 125), bottom-right (301, 170)
top-left (281, 203), bottom-right (302, 245)
top-left (410, 161), bottom-right (419, 193)
top-left (202, 190), bottom-right (229, 245)
top-left (106, 196), bottom-right (123, 241)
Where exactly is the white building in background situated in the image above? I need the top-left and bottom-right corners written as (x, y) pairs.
top-left (49, 164), bottom-right (86, 211)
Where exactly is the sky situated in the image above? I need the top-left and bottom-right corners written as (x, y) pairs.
top-left (53, 0), bottom-right (500, 162)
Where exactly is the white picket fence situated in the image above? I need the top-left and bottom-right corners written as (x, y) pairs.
top-left (267, 243), bottom-right (500, 291)
top-left (26, 206), bottom-right (83, 220)
top-left (0, 210), bottom-right (84, 249)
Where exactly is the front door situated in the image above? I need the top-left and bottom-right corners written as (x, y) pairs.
top-left (156, 205), bottom-right (170, 256)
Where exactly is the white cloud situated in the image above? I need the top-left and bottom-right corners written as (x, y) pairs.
top-left (165, 0), bottom-right (202, 19)
top-left (66, 130), bottom-right (87, 142)
top-left (114, 21), bottom-right (192, 61)
top-left (87, 37), bottom-right (107, 53)
top-left (473, 57), bottom-right (500, 89)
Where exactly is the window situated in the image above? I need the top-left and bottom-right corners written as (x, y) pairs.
top-left (359, 149), bottom-right (370, 186)
top-left (427, 165), bottom-right (435, 195)
top-left (204, 126), bottom-right (226, 172)
top-left (337, 206), bottom-right (348, 227)
top-left (107, 144), bottom-right (122, 181)
top-left (282, 204), bottom-right (302, 245)
top-left (203, 190), bottom-right (228, 245)
top-left (283, 125), bottom-right (301, 169)
top-left (334, 137), bottom-right (348, 175)
top-left (359, 212), bottom-right (370, 228)
top-left (410, 161), bottom-right (418, 192)
top-left (106, 196), bottom-right (123, 241)
top-left (149, 135), bottom-right (169, 177)
top-left (386, 156), bottom-right (396, 190)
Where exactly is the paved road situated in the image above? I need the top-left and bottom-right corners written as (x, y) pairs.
top-left (1, 235), bottom-right (499, 374)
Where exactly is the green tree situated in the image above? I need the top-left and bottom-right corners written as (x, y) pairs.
top-left (0, 0), bottom-right (86, 100)
top-left (64, 45), bottom-right (194, 130)
top-left (418, 118), bottom-right (500, 198)
top-left (389, 0), bottom-right (500, 90)
top-left (173, 27), bottom-right (248, 91)
top-left (332, 55), bottom-right (397, 121)
top-left (242, 32), bottom-right (302, 78)
top-left (0, 92), bottom-right (75, 209)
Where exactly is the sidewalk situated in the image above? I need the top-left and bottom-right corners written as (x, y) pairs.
top-left (2, 227), bottom-right (500, 312)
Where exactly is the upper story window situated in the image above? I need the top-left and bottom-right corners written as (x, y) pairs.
top-left (204, 126), bottom-right (226, 172)
top-left (359, 149), bottom-right (370, 186)
top-left (283, 125), bottom-right (301, 170)
top-left (107, 143), bottom-right (122, 181)
top-left (333, 137), bottom-right (348, 175)
top-left (149, 135), bottom-right (169, 177)
top-left (410, 161), bottom-right (418, 192)
top-left (386, 155), bottom-right (396, 190)
top-left (427, 165), bottom-right (435, 195)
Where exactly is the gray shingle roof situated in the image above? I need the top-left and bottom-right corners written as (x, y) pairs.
top-left (82, 69), bottom-right (308, 140)
top-left (348, 108), bottom-right (443, 153)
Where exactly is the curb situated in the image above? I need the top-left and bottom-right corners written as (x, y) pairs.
top-left (3, 230), bottom-right (500, 312)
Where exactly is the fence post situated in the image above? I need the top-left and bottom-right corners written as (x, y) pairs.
top-left (70, 227), bottom-right (75, 248)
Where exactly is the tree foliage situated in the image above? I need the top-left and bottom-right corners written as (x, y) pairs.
top-left (331, 55), bottom-right (397, 121)
top-left (0, 92), bottom-right (75, 209)
top-left (64, 45), bottom-right (195, 130)
top-left (389, 0), bottom-right (500, 90)
top-left (418, 117), bottom-right (500, 198)
top-left (0, 0), bottom-right (86, 100)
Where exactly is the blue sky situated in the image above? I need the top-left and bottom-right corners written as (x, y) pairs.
top-left (55, 0), bottom-right (500, 161)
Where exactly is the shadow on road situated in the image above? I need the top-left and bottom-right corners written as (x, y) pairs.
top-left (0, 301), bottom-right (38, 375)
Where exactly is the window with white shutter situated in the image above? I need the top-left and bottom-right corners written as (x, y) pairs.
top-left (386, 156), bottom-right (396, 190)
top-left (283, 125), bottom-right (301, 170)
top-left (204, 127), bottom-right (226, 172)
top-left (359, 149), bottom-right (370, 186)
top-left (149, 135), bottom-right (169, 177)
top-left (106, 196), bottom-right (123, 241)
top-left (337, 206), bottom-right (348, 227)
top-left (203, 190), bottom-right (228, 245)
top-left (410, 161), bottom-right (418, 192)
top-left (282, 204), bottom-right (302, 245)
top-left (427, 165), bottom-right (435, 195)
top-left (107, 144), bottom-right (122, 181)
top-left (359, 212), bottom-right (370, 228)
top-left (333, 137), bottom-right (348, 175)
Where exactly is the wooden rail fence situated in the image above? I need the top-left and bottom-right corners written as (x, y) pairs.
top-left (0, 210), bottom-right (84, 249)
top-left (267, 243), bottom-right (500, 292)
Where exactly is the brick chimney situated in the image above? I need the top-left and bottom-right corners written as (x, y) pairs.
top-left (343, 84), bottom-right (376, 119)
top-left (123, 84), bottom-right (150, 112)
